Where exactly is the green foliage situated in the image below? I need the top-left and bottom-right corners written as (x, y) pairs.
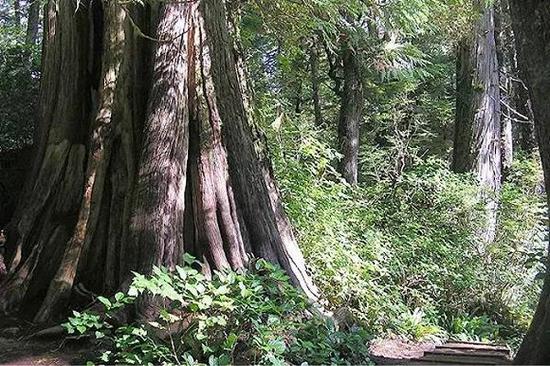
top-left (445, 315), bottom-right (501, 341)
top-left (239, 0), bottom-right (545, 348)
top-left (0, 25), bottom-right (39, 151)
top-left (64, 259), bottom-right (372, 365)
top-left (263, 113), bottom-right (545, 346)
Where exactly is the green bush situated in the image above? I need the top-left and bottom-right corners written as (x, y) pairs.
top-left (64, 257), bottom-right (372, 365)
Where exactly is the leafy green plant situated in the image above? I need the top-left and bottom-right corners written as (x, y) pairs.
top-left (446, 315), bottom-right (501, 342)
top-left (64, 258), bottom-right (372, 365)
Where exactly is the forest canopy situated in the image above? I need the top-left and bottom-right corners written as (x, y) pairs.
top-left (0, 0), bottom-right (549, 364)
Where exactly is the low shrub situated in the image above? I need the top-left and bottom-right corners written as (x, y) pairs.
top-left (64, 257), bottom-right (372, 365)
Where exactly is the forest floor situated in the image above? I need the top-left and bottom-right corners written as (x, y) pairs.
top-left (0, 318), bottom-right (510, 365)
top-left (0, 334), bottom-right (429, 366)
top-left (0, 318), bottom-right (433, 366)
top-left (0, 317), bottom-right (91, 365)
top-left (369, 337), bottom-right (436, 358)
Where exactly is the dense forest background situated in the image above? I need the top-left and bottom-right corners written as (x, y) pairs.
top-left (238, 0), bottom-right (546, 347)
top-left (0, 0), bottom-right (548, 364)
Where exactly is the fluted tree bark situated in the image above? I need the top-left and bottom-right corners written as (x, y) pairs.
top-left (508, 0), bottom-right (550, 363)
top-left (0, 0), bottom-right (317, 323)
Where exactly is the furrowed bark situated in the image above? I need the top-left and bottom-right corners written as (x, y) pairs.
top-left (199, 0), bottom-right (318, 299)
top-left (337, 42), bottom-right (363, 185)
top-left (34, 1), bottom-right (128, 323)
top-left (224, 1), bottom-right (318, 299)
top-left (0, 0), bottom-right (92, 315)
top-left (452, 2), bottom-right (501, 246)
top-left (0, 0), bottom-right (319, 321)
top-left (130, 1), bottom-right (191, 277)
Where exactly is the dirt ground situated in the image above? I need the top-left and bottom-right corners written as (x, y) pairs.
top-left (0, 336), bottom-right (87, 365)
top-left (0, 315), bottom-right (436, 365)
top-left (1, 333), bottom-right (432, 366)
top-left (0, 317), bottom-right (92, 366)
top-left (368, 336), bottom-right (437, 363)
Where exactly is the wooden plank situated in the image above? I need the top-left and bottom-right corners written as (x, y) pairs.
top-left (442, 342), bottom-right (510, 352)
top-left (431, 347), bottom-right (511, 358)
top-left (419, 353), bottom-right (509, 364)
top-left (407, 359), bottom-right (451, 365)
top-left (448, 340), bottom-right (506, 345)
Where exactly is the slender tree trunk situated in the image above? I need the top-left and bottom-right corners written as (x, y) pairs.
top-left (495, 0), bottom-right (535, 157)
top-left (337, 43), bottom-right (363, 185)
top-left (0, 0), bottom-right (317, 322)
top-left (501, 113), bottom-right (513, 173)
top-left (452, 3), bottom-right (501, 245)
top-left (515, 74), bottom-right (536, 154)
top-left (13, 0), bottom-right (21, 25)
top-left (508, 1), bottom-right (550, 363)
top-left (494, 0), bottom-right (513, 176)
top-left (310, 41), bottom-right (322, 127)
top-left (25, 0), bottom-right (40, 45)
top-left (295, 81), bottom-right (303, 114)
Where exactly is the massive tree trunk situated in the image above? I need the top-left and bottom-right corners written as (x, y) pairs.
top-left (337, 42), bottom-right (363, 185)
top-left (0, 0), bottom-right (317, 323)
top-left (508, 0), bottom-right (550, 363)
top-left (452, 2), bottom-right (501, 245)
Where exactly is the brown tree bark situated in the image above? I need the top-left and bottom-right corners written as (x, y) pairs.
top-left (0, 0), bottom-right (317, 323)
top-left (508, 0), bottom-right (550, 363)
top-left (452, 2), bottom-right (501, 245)
top-left (337, 42), bottom-right (363, 185)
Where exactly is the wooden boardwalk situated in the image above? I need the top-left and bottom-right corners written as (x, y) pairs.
top-left (372, 340), bottom-right (512, 365)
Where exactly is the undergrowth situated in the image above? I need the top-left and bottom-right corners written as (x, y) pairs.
top-left (64, 257), bottom-right (372, 365)
top-left (267, 117), bottom-right (546, 347)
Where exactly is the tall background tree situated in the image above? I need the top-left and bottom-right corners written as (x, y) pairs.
top-left (452, 1), bottom-right (501, 245)
top-left (336, 36), bottom-right (364, 185)
top-left (25, 0), bottom-right (39, 45)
